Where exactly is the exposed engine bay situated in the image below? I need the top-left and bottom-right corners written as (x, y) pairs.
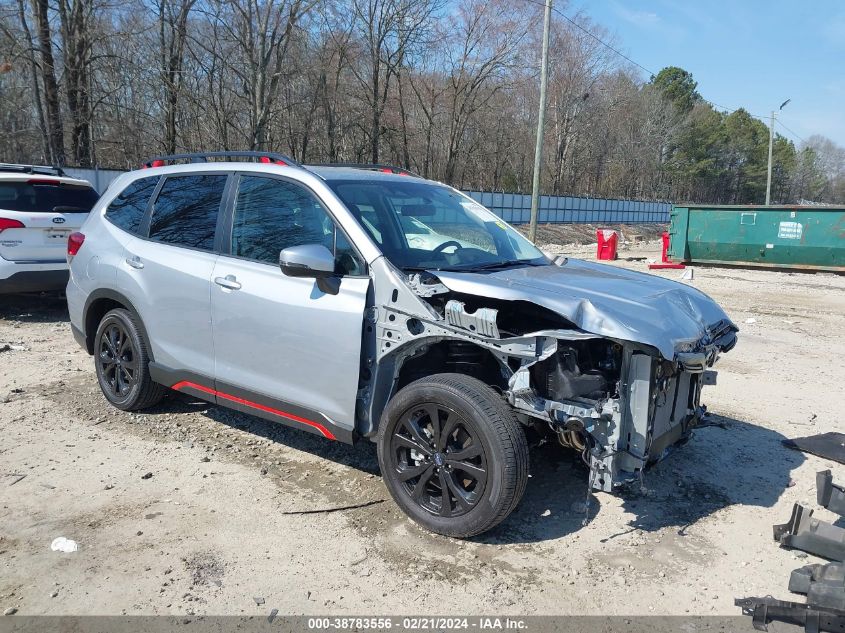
top-left (357, 258), bottom-right (738, 494)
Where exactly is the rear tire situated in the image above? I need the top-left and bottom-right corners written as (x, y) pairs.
top-left (94, 308), bottom-right (166, 411)
top-left (377, 373), bottom-right (529, 538)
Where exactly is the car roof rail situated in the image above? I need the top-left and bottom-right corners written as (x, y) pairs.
top-left (307, 163), bottom-right (420, 178)
top-left (0, 163), bottom-right (66, 177)
top-left (140, 151), bottom-right (302, 169)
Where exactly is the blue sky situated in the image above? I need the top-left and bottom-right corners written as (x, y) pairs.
top-left (574, 0), bottom-right (845, 147)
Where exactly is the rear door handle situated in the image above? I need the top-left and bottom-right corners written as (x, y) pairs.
top-left (125, 256), bottom-right (144, 269)
top-left (214, 275), bottom-right (242, 290)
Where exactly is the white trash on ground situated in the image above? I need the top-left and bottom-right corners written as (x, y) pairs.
top-left (50, 537), bottom-right (78, 553)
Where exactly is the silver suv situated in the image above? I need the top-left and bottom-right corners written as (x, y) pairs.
top-left (67, 152), bottom-right (737, 537)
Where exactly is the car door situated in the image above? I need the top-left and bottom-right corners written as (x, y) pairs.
top-left (118, 173), bottom-right (229, 380)
top-left (210, 173), bottom-right (369, 442)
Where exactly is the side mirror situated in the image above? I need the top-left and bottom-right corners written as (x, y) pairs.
top-left (279, 244), bottom-right (335, 279)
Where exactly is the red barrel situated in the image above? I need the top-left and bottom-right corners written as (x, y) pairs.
top-left (596, 229), bottom-right (619, 260)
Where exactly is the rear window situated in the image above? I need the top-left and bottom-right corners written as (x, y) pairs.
top-left (0, 180), bottom-right (99, 213)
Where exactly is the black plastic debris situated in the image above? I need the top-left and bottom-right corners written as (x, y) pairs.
top-left (736, 596), bottom-right (845, 632)
top-left (774, 504), bottom-right (845, 562)
top-left (791, 563), bottom-right (845, 610)
top-left (818, 471), bottom-right (845, 516)
top-left (784, 433), bottom-right (845, 465)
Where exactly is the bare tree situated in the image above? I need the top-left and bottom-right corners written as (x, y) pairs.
top-left (157, 0), bottom-right (195, 154)
top-left (31, 0), bottom-right (64, 165)
top-left (57, 0), bottom-right (97, 165)
top-left (346, 0), bottom-right (440, 163)
top-left (440, 0), bottom-right (528, 183)
top-left (199, 0), bottom-right (310, 150)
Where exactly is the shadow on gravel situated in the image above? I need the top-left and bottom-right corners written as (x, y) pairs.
top-left (0, 293), bottom-right (69, 324)
top-left (479, 412), bottom-right (804, 545)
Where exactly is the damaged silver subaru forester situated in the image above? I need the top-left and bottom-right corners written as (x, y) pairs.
top-left (67, 153), bottom-right (737, 538)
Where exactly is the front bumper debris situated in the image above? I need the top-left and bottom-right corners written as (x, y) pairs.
top-left (774, 504), bottom-right (845, 562)
top-left (736, 596), bottom-right (845, 632)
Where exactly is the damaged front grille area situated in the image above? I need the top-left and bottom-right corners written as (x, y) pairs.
top-left (508, 342), bottom-right (708, 493)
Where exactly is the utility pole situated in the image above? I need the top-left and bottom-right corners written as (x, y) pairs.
top-left (765, 99), bottom-right (790, 205)
top-left (528, 0), bottom-right (552, 243)
top-left (765, 111), bottom-right (775, 206)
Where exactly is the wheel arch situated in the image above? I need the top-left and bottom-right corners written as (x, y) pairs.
top-left (83, 289), bottom-right (153, 359)
top-left (363, 336), bottom-right (511, 439)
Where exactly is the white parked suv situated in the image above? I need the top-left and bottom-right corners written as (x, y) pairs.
top-left (0, 164), bottom-right (99, 293)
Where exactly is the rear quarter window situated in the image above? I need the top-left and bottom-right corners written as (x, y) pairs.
top-left (0, 180), bottom-right (99, 213)
top-left (105, 177), bottom-right (159, 235)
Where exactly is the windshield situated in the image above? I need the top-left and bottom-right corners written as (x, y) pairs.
top-left (327, 179), bottom-right (547, 271)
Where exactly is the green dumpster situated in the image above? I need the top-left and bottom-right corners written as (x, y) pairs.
top-left (668, 205), bottom-right (845, 272)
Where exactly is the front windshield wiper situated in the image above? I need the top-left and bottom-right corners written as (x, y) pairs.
top-left (460, 259), bottom-right (547, 271)
top-left (401, 260), bottom-right (546, 274)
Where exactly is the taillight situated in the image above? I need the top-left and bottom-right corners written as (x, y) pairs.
top-left (67, 232), bottom-right (85, 259)
top-left (0, 218), bottom-right (25, 233)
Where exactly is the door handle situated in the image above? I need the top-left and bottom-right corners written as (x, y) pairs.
top-left (125, 256), bottom-right (144, 269)
top-left (214, 275), bottom-right (242, 290)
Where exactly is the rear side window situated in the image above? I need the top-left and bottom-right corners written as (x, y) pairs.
top-left (105, 177), bottom-right (158, 234)
top-left (0, 180), bottom-right (99, 213)
top-left (148, 175), bottom-right (227, 251)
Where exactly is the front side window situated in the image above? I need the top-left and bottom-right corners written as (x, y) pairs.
top-left (148, 174), bottom-right (227, 250)
top-left (328, 180), bottom-right (546, 272)
top-left (230, 175), bottom-right (364, 275)
top-left (105, 177), bottom-right (158, 234)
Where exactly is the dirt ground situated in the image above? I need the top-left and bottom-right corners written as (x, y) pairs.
top-left (1, 228), bottom-right (844, 618)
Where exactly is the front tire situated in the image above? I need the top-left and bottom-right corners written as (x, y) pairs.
top-left (377, 373), bottom-right (529, 538)
top-left (94, 308), bottom-right (166, 411)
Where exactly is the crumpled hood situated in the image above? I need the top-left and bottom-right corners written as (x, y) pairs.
top-left (432, 258), bottom-right (736, 360)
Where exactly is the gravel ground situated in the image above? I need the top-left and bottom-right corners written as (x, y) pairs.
top-left (1, 234), bottom-right (844, 617)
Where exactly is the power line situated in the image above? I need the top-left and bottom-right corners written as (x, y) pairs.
top-left (776, 119), bottom-right (807, 144)
top-left (518, 0), bottom-right (816, 138)
top-left (517, 0), bottom-right (819, 148)
top-left (519, 0), bottom-right (655, 76)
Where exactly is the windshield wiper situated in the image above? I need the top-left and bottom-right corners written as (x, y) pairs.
top-left (401, 260), bottom-right (545, 274)
top-left (461, 259), bottom-right (546, 271)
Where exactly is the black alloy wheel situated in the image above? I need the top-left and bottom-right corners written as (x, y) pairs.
top-left (377, 373), bottom-right (529, 538)
top-left (391, 403), bottom-right (488, 518)
top-left (94, 308), bottom-right (166, 411)
top-left (98, 320), bottom-right (138, 398)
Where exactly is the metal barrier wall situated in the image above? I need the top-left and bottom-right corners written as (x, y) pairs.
top-left (63, 167), bottom-right (671, 225)
top-left (462, 191), bottom-right (671, 224)
top-left (63, 167), bottom-right (125, 194)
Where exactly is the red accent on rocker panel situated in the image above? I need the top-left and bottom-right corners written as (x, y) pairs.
top-left (170, 381), bottom-right (336, 440)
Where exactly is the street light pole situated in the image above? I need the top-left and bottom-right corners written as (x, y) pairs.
top-left (765, 99), bottom-right (790, 206)
top-left (528, 0), bottom-right (552, 243)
